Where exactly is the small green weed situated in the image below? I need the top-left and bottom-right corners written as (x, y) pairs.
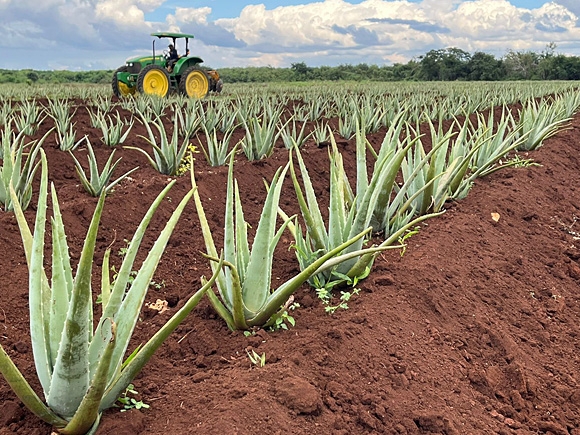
top-left (397, 227), bottom-right (420, 257)
top-left (117, 384), bottom-right (150, 412)
top-left (118, 238), bottom-right (130, 257)
top-left (269, 302), bottom-right (300, 331)
top-left (324, 288), bottom-right (360, 314)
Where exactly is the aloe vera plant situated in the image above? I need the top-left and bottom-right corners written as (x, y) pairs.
top-left (0, 151), bottom-right (221, 434)
top-left (240, 112), bottom-right (288, 161)
top-left (126, 112), bottom-right (190, 176)
top-left (400, 117), bottom-right (481, 214)
top-left (190, 152), bottom-right (370, 330)
top-left (70, 139), bottom-right (139, 196)
top-left (0, 128), bottom-right (52, 211)
top-left (199, 125), bottom-right (236, 167)
top-left (96, 111), bottom-right (134, 147)
top-left (511, 97), bottom-right (571, 151)
top-left (279, 116), bottom-right (312, 149)
top-left (465, 107), bottom-right (528, 180)
top-left (284, 132), bottom-right (436, 290)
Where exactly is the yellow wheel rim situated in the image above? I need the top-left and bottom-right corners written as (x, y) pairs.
top-left (185, 70), bottom-right (209, 99)
top-left (118, 82), bottom-right (135, 96)
top-left (142, 69), bottom-right (169, 96)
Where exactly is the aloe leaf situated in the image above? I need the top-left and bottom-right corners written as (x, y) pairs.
top-left (328, 141), bottom-right (348, 250)
top-left (242, 163), bottom-right (289, 314)
top-left (60, 321), bottom-right (115, 435)
top-left (47, 190), bottom-right (106, 419)
top-left (355, 123), bottom-right (369, 199)
top-left (100, 249), bottom-right (112, 310)
top-left (124, 145), bottom-right (159, 172)
top-left (106, 188), bottom-right (195, 382)
top-left (17, 150), bottom-right (52, 397)
top-left (204, 281), bottom-right (236, 330)
top-left (100, 259), bottom-right (222, 410)
top-left (190, 160), bottom-right (226, 294)
top-left (290, 148), bottom-right (326, 251)
top-left (0, 344), bottom-right (67, 428)
top-left (89, 181), bottom-right (176, 379)
top-left (313, 244), bottom-right (401, 276)
top-left (219, 259), bottom-right (247, 329)
top-left (49, 186), bottom-right (74, 369)
top-left (104, 166), bottom-right (139, 195)
top-left (234, 181), bottom-right (250, 283)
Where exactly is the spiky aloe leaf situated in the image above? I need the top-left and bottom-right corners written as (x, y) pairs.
top-left (88, 181), bottom-right (176, 378)
top-left (104, 186), bottom-right (195, 383)
top-left (288, 148), bottom-right (327, 252)
top-left (23, 150), bottom-right (53, 397)
top-left (241, 163), bottom-right (290, 315)
top-left (49, 187), bottom-right (74, 368)
top-left (0, 344), bottom-right (67, 428)
top-left (59, 321), bottom-right (115, 435)
top-left (46, 188), bottom-right (106, 418)
top-left (100, 257), bottom-right (223, 410)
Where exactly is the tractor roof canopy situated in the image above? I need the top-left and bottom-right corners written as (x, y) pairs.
top-left (151, 32), bottom-right (195, 39)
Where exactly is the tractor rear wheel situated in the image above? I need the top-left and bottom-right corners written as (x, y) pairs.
top-left (179, 67), bottom-right (209, 99)
top-left (137, 65), bottom-right (170, 97)
top-left (112, 66), bottom-right (135, 97)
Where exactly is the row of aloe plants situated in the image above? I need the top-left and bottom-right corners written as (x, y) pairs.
top-left (3, 83), bottom-right (578, 132)
top-left (2, 84), bottom-right (577, 211)
top-left (0, 81), bottom-right (579, 433)
top-left (1, 84), bottom-right (578, 185)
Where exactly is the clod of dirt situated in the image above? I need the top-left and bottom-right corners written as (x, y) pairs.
top-left (274, 376), bottom-right (321, 415)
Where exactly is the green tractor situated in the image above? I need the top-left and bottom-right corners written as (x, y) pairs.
top-left (112, 32), bottom-right (223, 99)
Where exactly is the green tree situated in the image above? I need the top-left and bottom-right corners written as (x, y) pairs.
top-left (291, 62), bottom-right (312, 80)
top-left (503, 50), bottom-right (540, 80)
top-left (418, 47), bottom-right (471, 81)
top-left (467, 52), bottom-right (504, 81)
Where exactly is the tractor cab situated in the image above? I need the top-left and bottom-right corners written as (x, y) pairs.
top-left (112, 32), bottom-right (222, 99)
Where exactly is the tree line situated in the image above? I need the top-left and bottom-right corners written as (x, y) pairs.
top-left (2, 45), bottom-right (579, 85)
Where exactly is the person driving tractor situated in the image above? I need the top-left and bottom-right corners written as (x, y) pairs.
top-left (167, 43), bottom-right (178, 72)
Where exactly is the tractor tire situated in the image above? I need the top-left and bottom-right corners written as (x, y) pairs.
top-left (137, 64), bottom-right (171, 97)
top-left (112, 66), bottom-right (135, 98)
top-left (179, 66), bottom-right (210, 99)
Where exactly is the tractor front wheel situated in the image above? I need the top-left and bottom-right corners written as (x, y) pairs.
top-left (112, 66), bottom-right (135, 98)
top-left (137, 65), bottom-right (170, 97)
top-left (179, 67), bottom-right (210, 99)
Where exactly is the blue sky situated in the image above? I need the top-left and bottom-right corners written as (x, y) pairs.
top-left (0, 0), bottom-right (578, 71)
top-left (146, 0), bottom-right (550, 20)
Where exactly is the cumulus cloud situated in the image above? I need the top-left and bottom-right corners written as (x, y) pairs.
top-left (165, 6), bottom-right (246, 48)
top-left (553, 0), bottom-right (580, 21)
top-left (1, 0), bottom-right (580, 70)
top-left (210, 0), bottom-right (580, 65)
top-left (532, 2), bottom-right (577, 32)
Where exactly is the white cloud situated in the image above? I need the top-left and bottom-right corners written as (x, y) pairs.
top-left (532, 2), bottom-right (577, 31)
top-left (96, 2), bottom-right (146, 27)
top-left (166, 6), bottom-right (212, 26)
top-left (210, 0), bottom-right (580, 65)
top-left (1, 0), bottom-right (580, 70)
top-left (449, 1), bottom-right (522, 37)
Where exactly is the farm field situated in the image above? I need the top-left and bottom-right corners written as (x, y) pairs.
top-left (1, 82), bottom-right (580, 434)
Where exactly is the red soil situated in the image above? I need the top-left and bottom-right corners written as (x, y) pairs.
top-left (1, 98), bottom-right (579, 435)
